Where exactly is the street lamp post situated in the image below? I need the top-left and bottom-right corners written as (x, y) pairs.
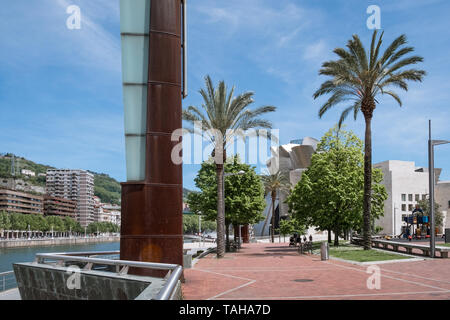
top-left (223, 171), bottom-right (246, 249)
top-left (428, 120), bottom-right (450, 258)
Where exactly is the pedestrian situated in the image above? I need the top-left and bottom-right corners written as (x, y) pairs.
top-left (303, 235), bottom-right (307, 243)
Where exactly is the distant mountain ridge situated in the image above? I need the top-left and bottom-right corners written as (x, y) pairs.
top-left (0, 153), bottom-right (193, 205)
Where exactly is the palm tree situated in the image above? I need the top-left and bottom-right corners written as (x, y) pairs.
top-left (183, 75), bottom-right (276, 258)
top-left (313, 30), bottom-right (426, 250)
top-left (261, 171), bottom-right (291, 243)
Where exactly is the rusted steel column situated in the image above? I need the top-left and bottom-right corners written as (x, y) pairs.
top-left (121, 0), bottom-right (183, 277)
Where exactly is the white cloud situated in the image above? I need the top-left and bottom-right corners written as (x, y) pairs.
top-left (302, 40), bottom-right (328, 62)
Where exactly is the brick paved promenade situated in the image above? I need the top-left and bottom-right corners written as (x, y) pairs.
top-left (182, 243), bottom-right (450, 300)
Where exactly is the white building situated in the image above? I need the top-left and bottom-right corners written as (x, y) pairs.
top-left (21, 169), bottom-right (35, 177)
top-left (93, 197), bottom-right (121, 226)
top-left (436, 181), bottom-right (450, 230)
top-left (254, 137), bottom-right (330, 240)
top-left (374, 160), bottom-right (449, 236)
top-left (103, 203), bottom-right (121, 226)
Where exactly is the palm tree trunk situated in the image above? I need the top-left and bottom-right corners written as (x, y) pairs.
top-left (363, 115), bottom-right (373, 250)
top-left (225, 223), bottom-right (230, 252)
top-left (216, 163), bottom-right (225, 258)
top-left (271, 192), bottom-right (276, 243)
top-left (261, 201), bottom-right (272, 236)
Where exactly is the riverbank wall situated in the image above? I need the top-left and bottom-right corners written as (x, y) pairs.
top-left (0, 236), bottom-right (120, 249)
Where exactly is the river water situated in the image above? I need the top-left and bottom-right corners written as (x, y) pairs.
top-left (0, 241), bottom-right (121, 273)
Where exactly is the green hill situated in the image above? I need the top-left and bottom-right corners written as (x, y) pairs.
top-left (91, 172), bottom-right (121, 205)
top-left (0, 154), bottom-right (51, 187)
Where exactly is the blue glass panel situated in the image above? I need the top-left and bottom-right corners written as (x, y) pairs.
top-left (125, 136), bottom-right (146, 181)
top-left (123, 85), bottom-right (147, 135)
top-left (121, 35), bottom-right (149, 84)
top-left (120, 0), bottom-right (151, 34)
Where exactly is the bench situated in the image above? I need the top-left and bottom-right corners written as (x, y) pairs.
top-left (352, 237), bottom-right (450, 258)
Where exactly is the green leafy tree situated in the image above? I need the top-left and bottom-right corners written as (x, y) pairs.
top-left (187, 156), bottom-right (266, 250)
top-left (417, 199), bottom-right (444, 231)
top-left (261, 171), bottom-right (291, 243)
top-left (86, 221), bottom-right (119, 234)
top-left (10, 213), bottom-right (27, 230)
top-left (277, 218), bottom-right (306, 242)
top-left (183, 215), bottom-right (217, 235)
top-left (183, 75), bottom-right (276, 258)
top-left (0, 211), bottom-right (12, 237)
top-left (287, 126), bottom-right (387, 246)
top-left (313, 31), bottom-right (425, 249)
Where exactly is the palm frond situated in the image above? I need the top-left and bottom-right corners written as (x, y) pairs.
top-left (379, 34), bottom-right (407, 65)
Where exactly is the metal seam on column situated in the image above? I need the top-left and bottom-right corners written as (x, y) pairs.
top-left (149, 30), bottom-right (181, 38)
top-left (148, 80), bottom-right (182, 87)
top-left (123, 83), bottom-right (147, 86)
top-left (121, 235), bottom-right (183, 239)
top-left (121, 33), bottom-right (149, 36)
top-left (125, 134), bottom-right (146, 137)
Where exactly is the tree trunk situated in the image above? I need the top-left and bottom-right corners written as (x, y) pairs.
top-left (334, 228), bottom-right (339, 247)
top-left (271, 192), bottom-right (276, 243)
top-left (225, 223), bottom-right (230, 252)
top-left (328, 229), bottom-right (332, 244)
top-left (363, 114), bottom-right (373, 250)
top-left (216, 163), bottom-right (225, 258)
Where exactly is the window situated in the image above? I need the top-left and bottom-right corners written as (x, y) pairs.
top-left (415, 194), bottom-right (420, 202)
top-left (401, 194), bottom-right (406, 202)
top-left (408, 204), bottom-right (413, 212)
top-left (408, 194), bottom-right (413, 202)
top-left (422, 194), bottom-right (427, 201)
top-left (402, 204), bottom-right (407, 212)
top-left (448, 201), bottom-right (450, 209)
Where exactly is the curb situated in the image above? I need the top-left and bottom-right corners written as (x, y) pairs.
top-left (191, 247), bottom-right (216, 267)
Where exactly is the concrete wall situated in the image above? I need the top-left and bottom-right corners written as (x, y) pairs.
top-left (0, 236), bottom-right (119, 249)
top-left (14, 263), bottom-right (168, 300)
top-left (436, 181), bottom-right (450, 229)
top-left (374, 160), bottom-right (444, 236)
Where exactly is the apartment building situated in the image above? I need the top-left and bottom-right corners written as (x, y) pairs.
top-left (0, 188), bottom-right (44, 215)
top-left (46, 169), bottom-right (95, 227)
top-left (93, 197), bottom-right (121, 226)
top-left (43, 195), bottom-right (77, 219)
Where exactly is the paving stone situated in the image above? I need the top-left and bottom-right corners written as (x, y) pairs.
top-left (183, 243), bottom-right (450, 300)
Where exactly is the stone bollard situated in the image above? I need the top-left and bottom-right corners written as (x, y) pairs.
top-left (320, 242), bottom-right (329, 261)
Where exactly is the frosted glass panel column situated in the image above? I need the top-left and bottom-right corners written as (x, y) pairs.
top-left (120, 0), bottom-right (151, 181)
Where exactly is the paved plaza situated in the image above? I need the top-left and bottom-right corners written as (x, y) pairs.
top-left (183, 243), bottom-right (450, 300)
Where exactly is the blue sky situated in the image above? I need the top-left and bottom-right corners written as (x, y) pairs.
top-left (0, 0), bottom-right (449, 190)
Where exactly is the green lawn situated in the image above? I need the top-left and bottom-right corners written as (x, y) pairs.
top-left (438, 243), bottom-right (450, 248)
top-left (312, 242), bottom-right (411, 262)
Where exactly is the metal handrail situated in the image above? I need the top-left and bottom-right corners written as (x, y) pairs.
top-left (0, 271), bottom-right (16, 292)
top-left (33, 251), bottom-right (183, 300)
